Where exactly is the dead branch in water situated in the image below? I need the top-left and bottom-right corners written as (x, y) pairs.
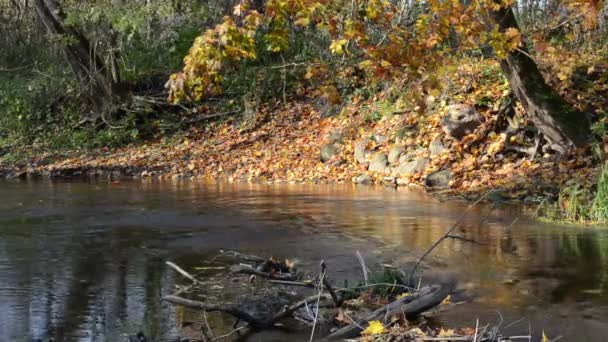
top-left (408, 190), bottom-right (496, 285)
top-left (162, 295), bottom-right (269, 327)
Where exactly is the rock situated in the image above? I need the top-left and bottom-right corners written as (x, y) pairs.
top-left (368, 153), bottom-right (389, 174)
top-left (441, 104), bottom-right (484, 140)
top-left (354, 173), bottom-right (373, 184)
top-left (398, 148), bottom-right (427, 164)
top-left (394, 158), bottom-right (429, 176)
top-left (429, 137), bottom-right (446, 156)
top-left (328, 131), bottom-right (343, 144)
top-left (372, 133), bottom-right (388, 145)
top-left (425, 170), bottom-right (452, 188)
top-left (388, 146), bottom-right (405, 165)
top-left (315, 95), bottom-right (342, 118)
top-left (354, 140), bottom-right (369, 164)
top-left (320, 143), bottom-right (338, 162)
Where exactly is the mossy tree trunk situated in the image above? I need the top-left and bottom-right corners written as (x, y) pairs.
top-left (492, 5), bottom-right (591, 153)
top-left (33, 0), bottom-right (125, 113)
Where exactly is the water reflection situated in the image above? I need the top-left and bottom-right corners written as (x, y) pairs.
top-left (1, 180), bottom-right (608, 341)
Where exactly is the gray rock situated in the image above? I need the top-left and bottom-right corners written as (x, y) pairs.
top-left (388, 146), bottom-right (405, 165)
top-left (354, 140), bottom-right (369, 164)
top-left (328, 131), bottom-right (343, 144)
top-left (425, 170), bottom-right (452, 188)
top-left (371, 133), bottom-right (388, 145)
top-left (320, 143), bottom-right (338, 163)
top-left (398, 148), bottom-right (427, 164)
top-left (368, 153), bottom-right (389, 174)
top-left (429, 137), bottom-right (446, 156)
top-left (441, 104), bottom-right (484, 140)
top-left (315, 96), bottom-right (341, 118)
top-left (394, 158), bottom-right (429, 176)
top-left (354, 173), bottom-right (373, 184)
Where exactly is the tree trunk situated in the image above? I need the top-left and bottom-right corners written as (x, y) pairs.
top-left (491, 4), bottom-right (591, 153)
top-left (33, 0), bottom-right (124, 113)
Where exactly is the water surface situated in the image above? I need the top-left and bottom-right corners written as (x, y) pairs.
top-left (1, 181), bottom-right (608, 341)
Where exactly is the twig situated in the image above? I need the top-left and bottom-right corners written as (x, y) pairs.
top-left (473, 318), bottom-right (479, 342)
top-left (336, 283), bottom-right (415, 292)
top-left (183, 110), bottom-right (239, 124)
top-left (202, 310), bottom-right (214, 340)
top-left (445, 234), bottom-right (487, 245)
top-left (229, 264), bottom-right (300, 281)
top-left (309, 264), bottom-right (326, 342)
top-left (166, 261), bottom-right (200, 284)
top-left (162, 295), bottom-right (267, 327)
top-left (321, 261), bottom-right (342, 307)
top-left (408, 190), bottom-right (495, 285)
top-left (210, 326), bottom-right (247, 341)
top-left (356, 251), bottom-right (369, 286)
top-left (269, 280), bottom-right (315, 287)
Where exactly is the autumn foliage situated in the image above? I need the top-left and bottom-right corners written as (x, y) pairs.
top-left (166, 0), bottom-right (602, 103)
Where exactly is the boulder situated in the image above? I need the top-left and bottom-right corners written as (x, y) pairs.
top-left (429, 137), bottom-right (446, 156)
top-left (388, 146), bottom-right (405, 165)
top-left (425, 170), bottom-right (452, 188)
top-left (354, 173), bottom-right (373, 184)
top-left (354, 140), bottom-right (370, 164)
top-left (320, 143), bottom-right (338, 163)
top-left (368, 153), bottom-right (389, 174)
top-left (394, 158), bottom-right (429, 176)
top-left (441, 104), bottom-right (484, 140)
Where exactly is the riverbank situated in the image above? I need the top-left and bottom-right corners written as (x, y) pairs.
top-left (1, 58), bottom-right (606, 220)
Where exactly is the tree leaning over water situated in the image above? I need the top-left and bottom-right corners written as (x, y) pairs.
top-left (168, 0), bottom-right (600, 152)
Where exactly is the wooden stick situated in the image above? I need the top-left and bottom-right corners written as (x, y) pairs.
top-left (356, 251), bottom-right (369, 286)
top-left (166, 261), bottom-right (200, 284)
top-left (320, 261), bottom-right (342, 307)
top-left (162, 295), bottom-right (267, 327)
top-left (269, 280), bottom-right (315, 287)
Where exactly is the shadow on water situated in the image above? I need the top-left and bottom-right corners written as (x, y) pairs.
top-left (1, 180), bottom-right (608, 341)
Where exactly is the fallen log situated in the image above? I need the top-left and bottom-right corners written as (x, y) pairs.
top-left (326, 284), bottom-right (452, 340)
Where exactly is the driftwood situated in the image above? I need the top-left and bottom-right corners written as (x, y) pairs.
top-left (229, 264), bottom-right (300, 281)
top-left (326, 284), bottom-right (452, 340)
top-left (164, 252), bottom-right (455, 341)
top-left (163, 293), bottom-right (332, 328)
top-left (163, 295), bottom-right (270, 327)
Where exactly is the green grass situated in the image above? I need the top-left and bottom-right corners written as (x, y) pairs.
top-left (592, 167), bottom-right (608, 224)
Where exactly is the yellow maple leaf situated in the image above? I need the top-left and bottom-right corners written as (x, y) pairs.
top-left (362, 320), bottom-right (386, 335)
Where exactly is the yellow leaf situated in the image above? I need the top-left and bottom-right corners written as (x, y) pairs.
top-left (438, 328), bottom-right (456, 337)
top-left (329, 39), bottom-right (348, 55)
top-left (541, 331), bottom-right (550, 342)
top-left (396, 292), bottom-right (411, 299)
top-left (362, 321), bottom-right (386, 335)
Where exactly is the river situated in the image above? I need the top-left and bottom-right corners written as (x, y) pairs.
top-left (1, 180), bottom-right (607, 341)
